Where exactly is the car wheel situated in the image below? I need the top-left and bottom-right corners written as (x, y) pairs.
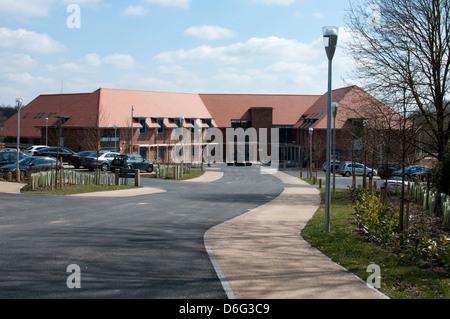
top-left (74, 164), bottom-right (80, 169)
top-left (101, 163), bottom-right (109, 171)
top-left (146, 165), bottom-right (153, 173)
top-left (345, 171), bottom-right (351, 177)
top-left (367, 172), bottom-right (373, 178)
top-left (126, 165), bottom-right (133, 170)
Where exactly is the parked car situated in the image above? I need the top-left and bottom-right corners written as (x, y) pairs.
top-left (408, 167), bottom-right (430, 181)
top-left (68, 151), bottom-right (97, 169)
top-left (0, 156), bottom-right (59, 178)
top-left (34, 146), bottom-right (75, 162)
top-left (24, 145), bottom-right (48, 157)
top-left (110, 154), bottom-right (153, 173)
top-left (381, 175), bottom-right (409, 191)
top-left (0, 150), bottom-right (28, 167)
top-left (322, 160), bottom-right (341, 172)
top-left (392, 165), bottom-right (429, 181)
top-left (336, 161), bottom-right (377, 177)
top-left (378, 163), bottom-right (402, 179)
top-left (82, 152), bottom-right (119, 171)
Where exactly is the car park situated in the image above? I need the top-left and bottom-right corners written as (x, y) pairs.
top-left (82, 151), bottom-right (119, 171)
top-left (34, 146), bottom-right (75, 162)
top-left (110, 154), bottom-right (153, 173)
top-left (0, 150), bottom-right (28, 167)
top-left (68, 151), bottom-right (97, 169)
top-left (336, 161), bottom-right (377, 177)
top-left (0, 156), bottom-right (59, 178)
top-left (24, 145), bottom-right (48, 157)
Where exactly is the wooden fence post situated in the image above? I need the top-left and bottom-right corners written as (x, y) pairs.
top-left (135, 169), bottom-right (140, 187)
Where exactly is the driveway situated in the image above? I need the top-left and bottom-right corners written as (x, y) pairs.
top-left (0, 165), bottom-right (284, 298)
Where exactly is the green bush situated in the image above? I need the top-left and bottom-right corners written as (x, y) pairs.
top-left (349, 185), bottom-right (449, 270)
top-left (350, 185), bottom-right (399, 246)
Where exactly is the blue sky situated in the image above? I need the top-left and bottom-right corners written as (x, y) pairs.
top-left (0, 0), bottom-right (356, 106)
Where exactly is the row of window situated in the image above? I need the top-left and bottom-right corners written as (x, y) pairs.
top-left (138, 118), bottom-right (213, 135)
top-left (23, 112), bottom-right (54, 120)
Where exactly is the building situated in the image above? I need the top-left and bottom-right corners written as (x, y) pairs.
top-left (0, 85), bottom-right (404, 167)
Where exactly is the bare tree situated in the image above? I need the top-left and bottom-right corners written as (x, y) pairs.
top-left (346, 0), bottom-right (450, 161)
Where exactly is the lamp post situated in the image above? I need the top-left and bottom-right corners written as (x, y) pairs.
top-left (131, 106), bottom-right (134, 153)
top-left (332, 102), bottom-right (339, 195)
top-left (180, 116), bottom-right (185, 178)
top-left (114, 124), bottom-right (118, 152)
top-left (323, 26), bottom-right (339, 232)
top-left (309, 127), bottom-right (313, 178)
top-left (16, 98), bottom-right (23, 181)
top-left (45, 117), bottom-right (49, 146)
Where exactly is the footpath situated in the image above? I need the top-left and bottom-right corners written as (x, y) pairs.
top-left (206, 170), bottom-right (388, 299)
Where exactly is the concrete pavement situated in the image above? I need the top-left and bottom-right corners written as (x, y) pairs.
top-left (206, 170), bottom-right (388, 299)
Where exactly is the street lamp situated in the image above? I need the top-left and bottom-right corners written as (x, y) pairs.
top-left (309, 127), bottom-right (313, 178)
top-left (323, 26), bottom-right (339, 232)
top-left (180, 116), bottom-right (185, 178)
top-left (114, 124), bottom-right (118, 152)
top-left (131, 106), bottom-right (134, 154)
top-left (16, 98), bottom-right (23, 181)
top-left (45, 117), bottom-right (49, 146)
top-left (332, 102), bottom-right (339, 195)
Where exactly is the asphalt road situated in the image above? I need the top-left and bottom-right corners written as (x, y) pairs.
top-left (0, 164), bottom-right (284, 298)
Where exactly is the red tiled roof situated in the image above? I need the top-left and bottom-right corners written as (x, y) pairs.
top-left (0, 92), bottom-right (92, 139)
top-left (199, 94), bottom-right (320, 128)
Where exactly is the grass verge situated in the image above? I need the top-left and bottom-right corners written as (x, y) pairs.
top-left (26, 184), bottom-right (140, 195)
top-left (164, 169), bottom-right (205, 181)
top-left (300, 183), bottom-right (449, 299)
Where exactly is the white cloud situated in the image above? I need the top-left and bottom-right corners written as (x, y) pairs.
top-left (0, 0), bottom-right (55, 18)
top-left (0, 28), bottom-right (65, 53)
top-left (0, 52), bottom-right (38, 72)
top-left (313, 12), bottom-right (324, 19)
top-left (101, 54), bottom-right (136, 69)
top-left (154, 36), bottom-right (322, 64)
top-left (143, 0), bottom-right (191, 9)
top-left (83, 53), bottom-right (102, 67)
top-left (122, 5), bottom-right (149, 16)
top-left (250, 0), bottom-right (295, 6)
top-left (184, 25), bottom-right (238, 40)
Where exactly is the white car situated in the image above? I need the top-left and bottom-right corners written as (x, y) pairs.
top-left (381, 175), bottom-right (409, 191)
top-left (24, 145), bottom-right (48, 156)
top-left (81, 151), bottom-right (119, 171)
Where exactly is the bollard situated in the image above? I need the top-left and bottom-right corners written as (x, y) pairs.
top-left (135, 169), bottom-right (140, 187)
top-left (115, 170), bottom-right (120, 185)
top-left (319, 179), bottom-right (322, 188)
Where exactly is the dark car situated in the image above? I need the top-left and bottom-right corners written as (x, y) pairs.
top-left (110, 154), bottom-right (153, 173)
top-left (34, 146), bottom-right (75, 162)
top-left (0, 156), bottom-right (59, 178)
top-left (0, 150), bottom-right (27, 167)
top-left (378, 163), bottom-right (402, 179)
top-left (68, 151), bottom-right (97, 169)
top-left (82, 152), bottom-right (119, 171)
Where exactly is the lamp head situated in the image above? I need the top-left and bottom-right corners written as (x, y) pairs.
top-left (323, 26), bottom-right (339, 60)
top-left (332, 102), bottom-right (339, 117)
top-left (16, 98), bottom-right (23, 109)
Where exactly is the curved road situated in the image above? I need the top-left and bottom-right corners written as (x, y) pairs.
top-left (0, 165), bottom-right (285, 298)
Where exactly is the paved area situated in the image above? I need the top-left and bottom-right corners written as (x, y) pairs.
top-left (0, 167), bottom-right (388, 299)
top-left (0, 181), bottom-right (27, 194)
top-left (207, 170), bottom-right (388, 299)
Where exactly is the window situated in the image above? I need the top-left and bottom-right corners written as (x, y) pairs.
top-left (157, 118), bottom-right (164, 134)
top-left (231, 120), bottom-right (252, 129)
top-left (190, 119), bottom-right (196, 134)
top-left (34, 113), bottom-right (41, 118)
top-left (139, 118), bottom-right (146, 134)
top-left (23, 113), bottom-right (30, 119)
top-left (39, 113), bottom-right (46, 118)
top-left (158, 147), bottom-right (165, 159)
